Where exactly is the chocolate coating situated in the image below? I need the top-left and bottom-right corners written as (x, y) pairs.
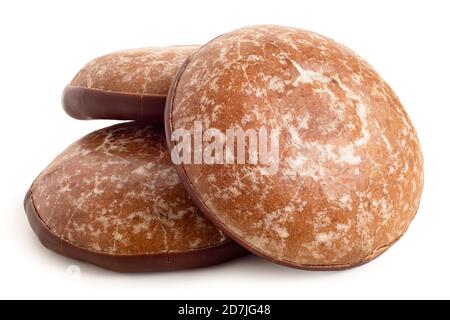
top-left (166, 25), bottom-right (424, 270)
top-left (25, 122), bottom-right (247, 272)
top-left (63, 46), bottom-right (199, 122)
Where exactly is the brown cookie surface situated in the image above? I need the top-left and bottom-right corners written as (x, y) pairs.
top-left (25, 122), bottom-right (247, 272)
top-left (63, 46), bottom-right (199, 122)
top-left (165, 25), bottom-right (424, 270)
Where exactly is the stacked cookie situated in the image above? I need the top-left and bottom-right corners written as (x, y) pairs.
top-left (25, 25), bottom-right (424, 272)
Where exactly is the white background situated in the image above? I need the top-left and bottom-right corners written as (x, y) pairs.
top-left (0, 0), bottom-right (449, 300)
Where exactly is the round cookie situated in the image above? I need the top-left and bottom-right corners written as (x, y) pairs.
top-left (25, 122), bottom-right (247, 272)
top-left (165, 25), bottom-right (424, 270)
top-left (63, 46), bottom-right (199, 122)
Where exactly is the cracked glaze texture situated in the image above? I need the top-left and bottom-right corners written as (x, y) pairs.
top-left (71, 46), bottom-right (199, 96)
top-left (168, 25), bottom-right (424, 268)
top-left (31, 122), bottom-right (228, 256)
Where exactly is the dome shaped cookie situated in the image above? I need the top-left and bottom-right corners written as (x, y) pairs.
top-left (25, 122), bottom-right (247, 272)
top-left (165, 25), bottom-right (424, 270)
top-left (63, 46), bottom-right (199, 122)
